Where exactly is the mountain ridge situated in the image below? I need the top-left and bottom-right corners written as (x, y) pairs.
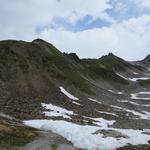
top-left (0, 39), bottom-right (150, 150)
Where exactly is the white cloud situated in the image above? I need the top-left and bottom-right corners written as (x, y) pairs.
top-left (0, 0), bottom-right (111, 40)
top-left (38, 14), bottom-right (150, 61)
top-left (136, 0), bottom-right (150, 9)
top-left (0, 0), bottom-right (150, 60)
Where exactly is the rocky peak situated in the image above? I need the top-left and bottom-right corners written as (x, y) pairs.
top-left (143, 55), bottom-right (150, 63)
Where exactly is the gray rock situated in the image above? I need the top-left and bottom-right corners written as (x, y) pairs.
top-left (93, 129), bottom-right (129, 138)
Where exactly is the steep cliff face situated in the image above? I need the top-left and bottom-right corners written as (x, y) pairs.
top-left (143, 55), bottom-right (150, 63)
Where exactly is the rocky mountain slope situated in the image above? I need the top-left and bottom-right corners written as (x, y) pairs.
top-left (143, 55), bottom-right (150, 64)
top-left (0, 39), bottom-right (150, 150)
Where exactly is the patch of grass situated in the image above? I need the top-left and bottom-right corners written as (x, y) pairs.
top-left (79, 59), bottom-right (129, 85)
top-left (0, 40), bottom-right (92, 94)
top-left (41, 48), bottom-right (92, 94)
top-left (98, 53), bottom-right (132, 72)
top-left (51, 144), bottom-right (59, 150)
top-left (0, 40), bottom-right (131, 94)
top-left (0, 117), bottom-right (38, 146)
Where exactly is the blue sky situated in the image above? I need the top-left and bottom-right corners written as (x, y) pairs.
top-left (0, 0), bottom-right (150, 60)
top-left (36, 15), bottom-right (111, 32)
top-left (36, 0), bottom-right (150, 32)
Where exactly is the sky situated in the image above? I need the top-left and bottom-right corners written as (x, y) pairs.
top-left (0, 0), bottom-right (150, 60)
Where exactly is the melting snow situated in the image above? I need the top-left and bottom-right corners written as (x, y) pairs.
top-left (138, 92), bottom-right (150, 95)
top-left (131, 92), bottom-right (150, 100)
top-left (24, 120), bottom-right (150, 150)
top-left (133, 72), bottom-right (139, 75)
top-left (116, 73), bottom-right (129, 80)
top-left (117, 92), bottom-right (123, 95)
top-left (72, 101), bottom-right (81, 106)
top-left (83, 116), bottom-right (115, 128)
top-left (117, 73), bottom-right (150, 82)
top-left (111, 105), bottom-right (123, 110)
top-left (111, 104), bottom-right (150, 120)
top-left (142, 111), bottom-right (150, 116)
top-left (97, 111), bottom-right (118, 117)
top-left (129, 77), bottom-right (150, 82)
top-left (118, 100), bottom-right (128, 103)
top-left (117, 100), bottom-right (140, 106)
top-left (143, 104), bottom-right (150, 107)
top-left (108, 89), bottom-right (114, 93)
top-left (59, 86), bottom-right (79, 100)
top-left (88, 98), bottom-right (102, 104)
top-left (108, 90), bottom-right (123, 95)
top-left (41, 103), bottom-right (74, 119)
top-left (93, 118), bottom-right (115, 127)
top-left (123, 108), bottom-right (150, 120)
top-left (129, 101), bottom-right (140, 106)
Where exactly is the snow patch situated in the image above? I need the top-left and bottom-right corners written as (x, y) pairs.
top-left (129, 101), bottom-right (140, 106)
top-left (146, 67), bottom-right (150, 71)
top-left (129, 77), bottom-right (150, 82)
top-left (108, 90), bottom-right (123, 95)
top-left (117, 100), bottom-right (140, 106)
top-left (108, 89), bottom-right (114, 93)
top-left (93, 118), bottom-right (116, 127)
top-left (72, 101), bottom-right (81, 106)
top-left (138, 91), bottom-right (150, 95)
top-left (117, 73), bottom-right (150, 82)
top-left (131, 92), bottom-right (150, 100)
top-left (133, 72), bottom-right (139, 75)
top-left (117, 92), bottom-right (123, 95)
top-left (117, 100), bottom-right (128, 103)
top-left (123, 108), bottom-right (150, 120)
top-left (59, 86), bottom-right (79, 100)
top-left (97, 111), bottom-right (118, 117)
top-left (41, 103), bottom-right (74, 119)
top-left (111, 104), bottom-right (150, 120)
top-left (83, 116), bottom-right (115, 128)
top-left (111, 105), bottom-right (123, 110)
top-left (88, 98), bottom-right (102, 104)
top-left (24, 120), bottom-right (150, 150)
top-left (116, 73), bottom-right (128, 80)
top-left (143, 104), bottom-right (150, 107)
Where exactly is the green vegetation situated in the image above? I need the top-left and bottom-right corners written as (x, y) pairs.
top-left (98, 53), bottom-right (133, 71)
top-left (79, 58), bottom-right (128, 85)
top-left (37, 41), bottom-right (131, 89)
top-left (0, 39), bottom-right (136, 96)
top-left (0, 116), bottom-right (37, 146)
top-left (51, 144), bottom-right (59, 150)
top-left (38, 42), bottom-right (92, 93)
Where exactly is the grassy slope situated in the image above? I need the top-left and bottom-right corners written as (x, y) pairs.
top-left (0, 39), bottom-right (142, 97)
top-left (31, 40), bottom-right (134, 87)
top-left (78, 58), bottom-right (128, 85)
top-left (98, 53), bottom-right (132, 72)
top-left (0, 116), bottom-right (37, 146)
top-left (33, 39), bottom-right (92, 93)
